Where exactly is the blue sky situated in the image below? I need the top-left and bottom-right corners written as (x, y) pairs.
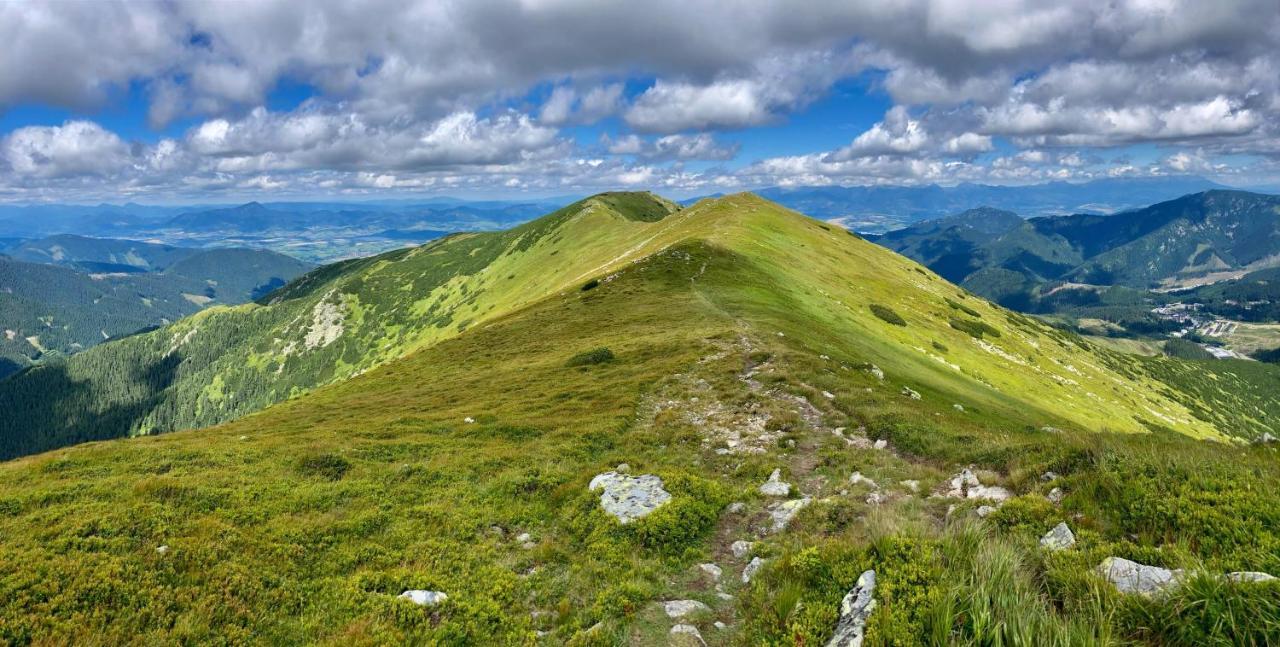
top-left (0, 1), bottom-right (1277, 203)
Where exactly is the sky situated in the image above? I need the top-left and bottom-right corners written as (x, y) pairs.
top-left (1, 0), bottom-right (1279, 203)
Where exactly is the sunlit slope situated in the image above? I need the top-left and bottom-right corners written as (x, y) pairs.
top-left (0, 192), bottom-right (688, 458)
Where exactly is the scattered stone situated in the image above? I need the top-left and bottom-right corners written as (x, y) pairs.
top-left (238, 435), bottom-right (248, 441)
top-left (663, 599), bottom-right (712, 620)
top-left (865, 491), bottom-right (887, 506)
top-left (900, 480), bottom-right (920, 493)
top-left (726, 501), bottom-right (745, 514)
top-left (516, 532), bottom-right (532, 543)
top-left (872, 439), bottom-right (888, 450)
top-left (714, 621), bottom-right (728, 631)
top-left (868, 365), bottom-right (885, 381)
top-left (670, 623), bottom-right (707, 647)
top-left (825, 570), bottom-right (876, 647)
top-left (822, 391), bottom-right (836, 400)
top-left (589, 471), bottom-right (672, 523)
top-left (941, 468), bottom-right (1011, 502)
top-left (953, 403), bottom-right (965, 412)
top-left (1258, 432), bottom-right (1277, 444)
top-left (399, 590), bottom-right (448, 606)
top-left (1041, 471), bottom-right (1059, 482)
top-left (743, 556), bottom-right (766, 583)
top-left (770, 497), bottom-right (812, 532)
top-left (848, 472), bottom-right (878, 489)
top-left (901, 386), bottom-right (922, 400)
top-left (698, 563), bottom-right (723, 581)
top-left (1040, 426), bottom-right (1064, 434)
top-left (976, 505), bottom-right (996, 518)
top-left (731, 540), bottom-right (754, 559)
top-left (759, 469), bottom-right (791, 497)
top-left (156, 545), bottom-right (169, 555)
top-left (1047, 487), bottom-right (1064, 504)
top-left (1227, 571), bottom-right (1277, 583)
top-left (777, 331), bottom-right (785, 337)
top-left (1097, 557), bottom-right (1183, 596)
top-left (716, 591), bottom-right (734, 601)
top-left (464, 417), bottom-right (475, 424)
top-left (1040, 522), bottom-right (1076, 551)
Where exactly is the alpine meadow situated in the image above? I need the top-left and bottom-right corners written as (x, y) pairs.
top-left (3, 2), bottom-right (1280, 646)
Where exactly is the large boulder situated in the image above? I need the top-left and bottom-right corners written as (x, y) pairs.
top-left (1039, 522), bottom-right (1075, 551)
top-left (941, 468), bottom-right (1011, 502)
top-left (663, 599), bottom-right (712, 620)
top-left (588, 471), bottom-right (671, 524)
top-left (1097, 557), bottom-right (1183, 596)
top-left (759, 469), bottom-right (791, 496)
top-left (825, 570), bottom-right (876, 647)
top-left (769, 497), bottom-right (811, 532)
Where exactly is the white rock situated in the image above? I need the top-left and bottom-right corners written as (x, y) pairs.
top-left (670, 623), bottom-right (707, 646)
top-left (822, 391), bottom-right (836, 400)
top-left (515, 532), bottom-right (532, 543)
top-left (865, 492), bottom-right (887, 506)
top-left (714, 621), bottom-right (728, 630)
top-left (872, 439), bottom-right (888, 450)
top-left (464, 417), bottom-right (475, 424)
top-left (1040, 522), bottom-right (1076, 551)
top-left (942, 468), bottom-right (1011, 502)
top-left (726, 501), bottom-right (745, 514)
top-left (588, 472), bottom-right (672, 523)
top-left (399, 590), bottom-right (448, 606)
top-left (868, 365), bottom-right (885, 381)
top-left (1226, 571), bottom-right (1277, 583)
top-left (156, 545), bottom-right (169, 555)
top-left (663, 599), bottom-right (712, 620)
top-left (1041, 471), bottom-right (1059, 482)
top-left (769, 497), bottom-right (811, 532)
top-left (848, 472), bottom-right (878, 489)
top-left (901, 386), bottom-right (922, 400)
top-left (759, 469), bottom-right (791, 497)
top-left (1256, 432), bottom-right (1277, 444)
top-left (1047, 487), bottom-right (1064, 504)
top-left (900, 480), bottom-right (920, 493)
top-left (615, 463), bottom-right (631, 473)
top-left (743, 556), bottom-right (766, 583)
top-left (953, 404), bottom-right (965, 412)
top-left (731, 540), bottom-right (754, 559)
top-left (825, 570), bottom-right (876, 647)
top-left (1097, 557), bottom-right (1183, 596)
top-left (976, 505), bottom-right (996, 518)
top-left (698, 563), bottom-right (722, 581)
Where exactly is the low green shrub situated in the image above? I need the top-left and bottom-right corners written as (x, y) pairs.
top-left (949, 316), bottom-right (1002, 339)
top-left (296, 452), bottom-right (352, 481)
top-left (870, 304), bottom-right (907, 326)
top-left (566, 347), bottom-right (615, 366)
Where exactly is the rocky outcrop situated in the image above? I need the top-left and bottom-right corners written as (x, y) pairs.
top-left (940, 468), bottom-right (1011, 502)
top-left (825, 570), bottom-right (876, 647)
top-left (589, 471), bottom-right (672, 523)
top-left (759, 469), bottom-right (791, 496)
top-left (663, 599), bottom-right (712, 620)
top-left (1039, 522), bottom-right (1075, 551)
top-left (670, 623), bottom-right (707, 646)
top-left (1097, 557), bottom-right (1183, 596)
top-left (769, 497), bottom-right (811, 532)
top-left (399, 590), bottom-right (448, 606)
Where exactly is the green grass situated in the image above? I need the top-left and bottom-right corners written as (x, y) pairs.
top-left (2, 192), bottom-right (1279, 644)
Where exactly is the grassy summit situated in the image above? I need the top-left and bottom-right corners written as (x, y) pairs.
top-left (1, 193), bottom-right (1278, 644)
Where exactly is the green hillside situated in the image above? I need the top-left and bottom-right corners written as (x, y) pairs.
top-left (1, 193), bottom-right (1278, 644)
top-left (0, 248), bottom-right (310, 380)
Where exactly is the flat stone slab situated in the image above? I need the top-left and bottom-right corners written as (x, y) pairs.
top-left (588, 471), bottom-right (671, 524)
top-left (663, 599), bottom-right (712, 620)
top-left (1097, 557), bottom-right (1183, 596)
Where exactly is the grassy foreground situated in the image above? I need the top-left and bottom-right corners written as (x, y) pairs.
top-left (1, 194), bottom-right (1278, 644)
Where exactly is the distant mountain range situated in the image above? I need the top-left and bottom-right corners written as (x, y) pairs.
top-left (870, 190), bottom-right (1280, 310)
top-left (0, 236), bottom-right (311, 378)
top-left (751, 176), bottom-right (1232, 232)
